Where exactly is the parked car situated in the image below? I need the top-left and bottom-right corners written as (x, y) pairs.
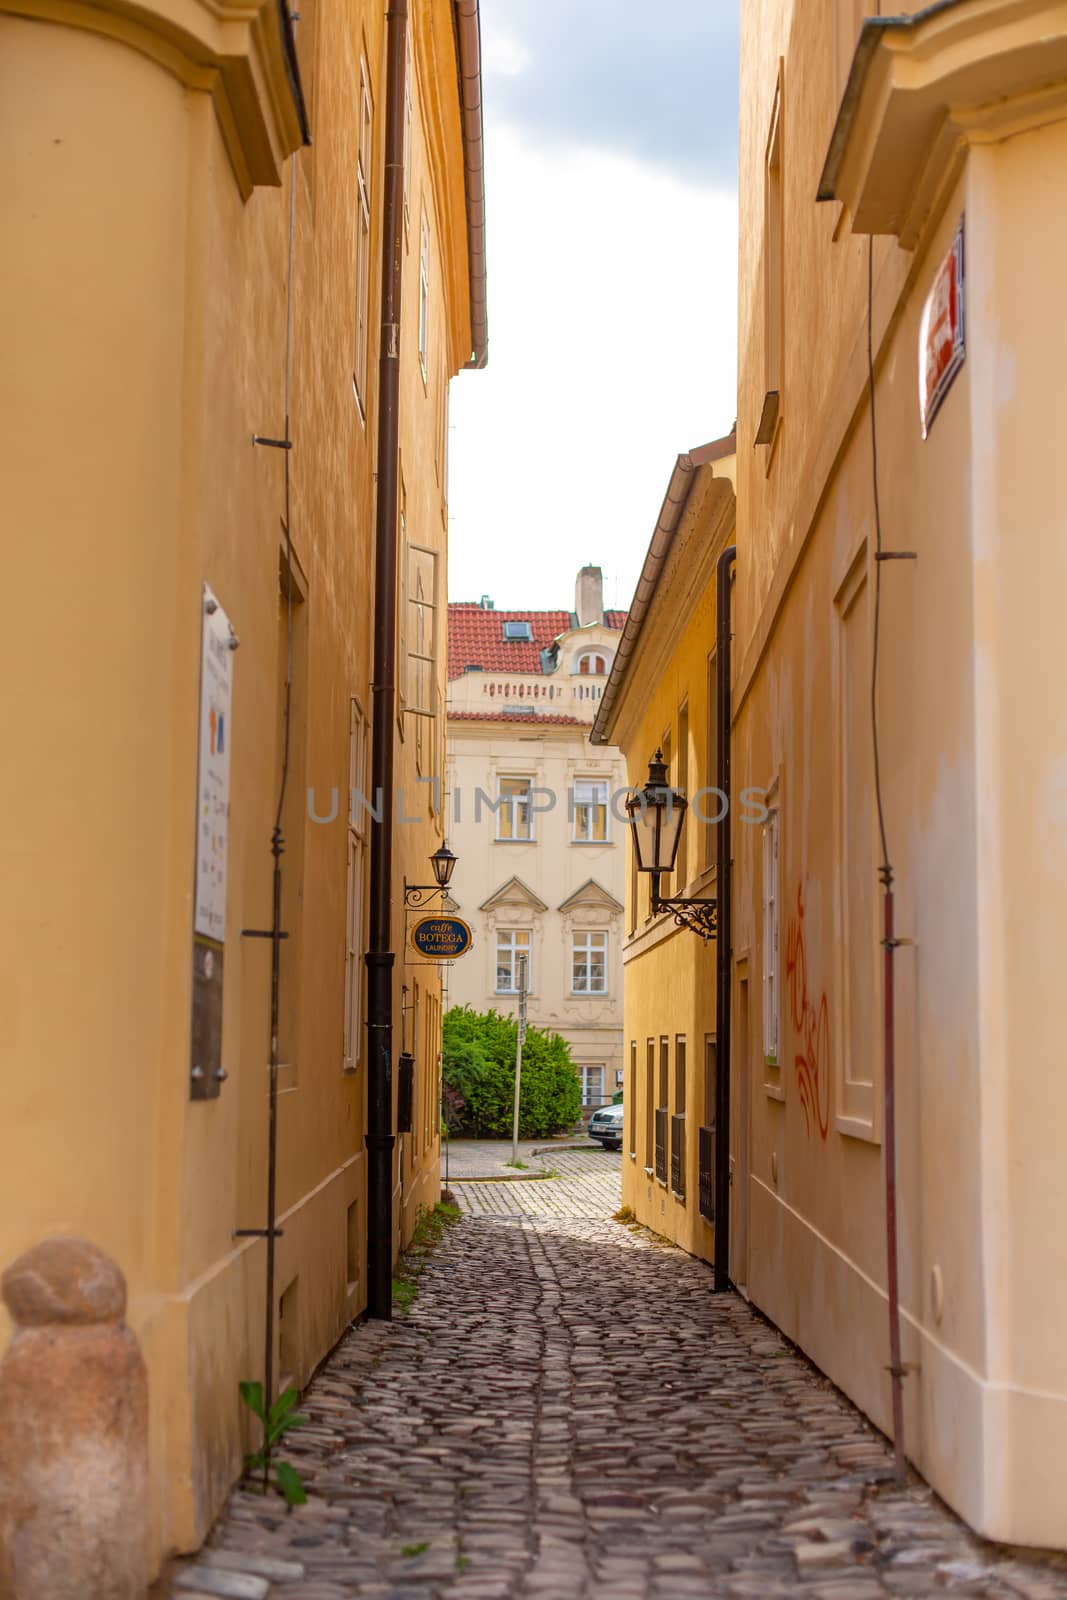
top-left (588, 1103), bottom-right (624, 1150)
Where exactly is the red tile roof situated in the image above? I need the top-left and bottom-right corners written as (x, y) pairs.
top-left (448, 709), bottom-right (590, 727)
top-left (447, 604), bottom-right (626, 679)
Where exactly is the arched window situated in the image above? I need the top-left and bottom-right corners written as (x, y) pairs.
top-left (576, 652), bottom-right (608, 676)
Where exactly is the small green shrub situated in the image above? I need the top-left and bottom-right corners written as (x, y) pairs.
top-left (442, 1006), bottom-right (582, 1138)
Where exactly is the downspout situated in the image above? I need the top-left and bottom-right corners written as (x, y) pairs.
top-left (365, 0), bottom-right (409, 1322)
top-left (713, 544), bottom-right (736, 1293)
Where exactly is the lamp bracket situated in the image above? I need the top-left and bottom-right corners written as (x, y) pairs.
top-left (403, 882), bottom-right (448, 909)
top-left (651, 889), bottom-right (718, 942)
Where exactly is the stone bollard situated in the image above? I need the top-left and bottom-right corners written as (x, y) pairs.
top-left (0, 1238), bottom-right (149, 1600)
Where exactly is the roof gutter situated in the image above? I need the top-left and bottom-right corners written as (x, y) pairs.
top-left (454, 0), bottom-right (488, 368)
top-left (590, 455), bottom-right (699, 745)
top-left (277, 0), bottom-right (311, 145)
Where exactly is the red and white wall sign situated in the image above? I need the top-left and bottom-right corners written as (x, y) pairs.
top-left (919, 218), bottom-right (966, 439)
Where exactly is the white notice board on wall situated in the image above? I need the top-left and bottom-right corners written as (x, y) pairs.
top-left (194, 585), bottom-right (234, 942)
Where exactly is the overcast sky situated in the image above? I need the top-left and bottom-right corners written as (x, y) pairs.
top-left (447, 0), bottom-right (740, 616)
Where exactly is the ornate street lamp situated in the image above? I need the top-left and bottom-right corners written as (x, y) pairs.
top-left (624, 751), bottom-right (718, 941)
top-left (403, 844), bottom-right (458, 908)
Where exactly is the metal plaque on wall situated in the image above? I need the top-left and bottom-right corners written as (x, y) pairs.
top-left (190, 584), bottom-right (236, 1099)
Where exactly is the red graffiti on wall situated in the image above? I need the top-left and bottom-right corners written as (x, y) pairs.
top-left (785, 883), bottom-right (831, 1141)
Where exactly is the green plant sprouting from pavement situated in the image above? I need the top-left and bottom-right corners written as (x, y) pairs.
top-left (391, 1201), bottom-right (462, 1314)
top-left (239, 1381), bottom-right (309, 1506)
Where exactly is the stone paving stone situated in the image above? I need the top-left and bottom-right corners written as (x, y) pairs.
top-left (199, 1550), bottom-right (306, 1582)
top-left (170, 1149), bottom-right (1067, 1600)
top-left (173, 1570), bottom-right (270, 1599)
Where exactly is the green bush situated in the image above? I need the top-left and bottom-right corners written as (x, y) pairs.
top-left (442, 1006), bottom-right (582, 1138)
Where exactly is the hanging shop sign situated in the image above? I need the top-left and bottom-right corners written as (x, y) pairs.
top-left (190, 584), bottom-right (237, 1100)
top-left (919, 218), bottom-right (965, 439)
top-left (409, 915), bottom-right (473, 961)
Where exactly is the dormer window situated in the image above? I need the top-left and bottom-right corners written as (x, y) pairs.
top-left (576, 652), bottom-right (607, 675)
top-left (503, 620), bottom-right (533, 642)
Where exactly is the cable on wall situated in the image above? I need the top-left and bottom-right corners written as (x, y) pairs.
top-left (244, 100), bottom-right (300, 1493)
top-left (867, 230), bottom-right (910, 1490)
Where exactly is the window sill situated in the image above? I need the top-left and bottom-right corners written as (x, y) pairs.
top-left (494, 837), bottom-right (535, 845)
top-left (764, 411), bottom-right (783, 476)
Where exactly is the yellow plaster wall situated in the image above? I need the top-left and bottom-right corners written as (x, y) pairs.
top-left (1, 0), bottom-right (469, 1567)
top-left (731, 0), bottom-right (1067, 1548)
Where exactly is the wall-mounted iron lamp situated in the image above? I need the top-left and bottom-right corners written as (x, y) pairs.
top-left (624, 751), bottom-right (718, 941)
top-left (403, 844), bottom-right (458, 909)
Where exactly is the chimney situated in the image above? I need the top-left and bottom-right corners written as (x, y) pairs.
top-left (479, 594), bottom-right (494, 610)
top-left (575, 566), bottom-right (603, 628)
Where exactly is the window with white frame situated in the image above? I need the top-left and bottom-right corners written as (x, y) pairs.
top-left (343, 699), bottom-right (369, 1071)
top-left (495, 930), bottom-right (531, 993)
top-left (762, 801), bottom-right (780, 1066)
top-left (572, 779), bottom-right (608, 843)
top-left (572, 930), bottom-right (608, 994)
top-left (353, 59), bottom-right (373, 415)
top-left (580, 1064), bottom-right (606, 1108)
top-left (418, 210), bottom-right (429, 382)
top-left (576, 652), bottom-right (608, 675)
top-left (496, 776), bottom-right (532, 841)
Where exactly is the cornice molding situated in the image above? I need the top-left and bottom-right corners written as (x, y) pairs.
top-left (821, 0), bottom-right (1067, 248)
top-left (414, 0), bottom-right (473, 376)
top-left (2, 0), bottom-right (307, 198)
top-left (479, 876), bottom-right (548, 914)
top-left (558, 879), bottom-right (625, 914)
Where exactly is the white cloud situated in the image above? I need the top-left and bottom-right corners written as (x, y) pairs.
top-left (482, 31), bottom-right (531, 80)
top-left (448, 126), bottom-right (738, 615)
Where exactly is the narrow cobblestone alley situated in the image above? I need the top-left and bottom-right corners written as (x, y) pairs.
top-left (171, 1154), bottom-right (1067, 1600)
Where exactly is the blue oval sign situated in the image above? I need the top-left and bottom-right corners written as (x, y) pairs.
top-left (410, 915), bottom-right (473, 961)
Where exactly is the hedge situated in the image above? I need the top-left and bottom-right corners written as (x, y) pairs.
top-left (442, 1005), bottom-right (582, 1139)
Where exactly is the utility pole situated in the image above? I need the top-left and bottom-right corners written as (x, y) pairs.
top-left (511, 955), bottom-right (528, 1165)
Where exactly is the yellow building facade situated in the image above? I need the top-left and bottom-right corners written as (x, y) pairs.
top-left (599, 0), bottom-right (1067, 1553)
top-left (0, 0), bottom-right (484, 1571)
top-left (592, 445), bottom-right (736, 1253)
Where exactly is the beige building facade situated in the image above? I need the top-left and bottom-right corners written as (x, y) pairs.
top-left (597, 0), bottom-right (1067, 1553)
top-left (446, 572), bottom-right (627, 1113)
top-left (1, 0), bottom-right (485, 1573)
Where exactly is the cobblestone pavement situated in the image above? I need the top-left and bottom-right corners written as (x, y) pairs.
top-left (450, 1148), bottom-right (622, 1218)
top-left (442, 1138), bottom-right (606, 1182)
top-left (171, 1152), bottom-right (1067, 1600)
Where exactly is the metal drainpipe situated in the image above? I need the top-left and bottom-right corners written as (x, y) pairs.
top-left (713, 544), bottom-right (736, 1292)
top-left (365, 0), bottom-right (409, 1322)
